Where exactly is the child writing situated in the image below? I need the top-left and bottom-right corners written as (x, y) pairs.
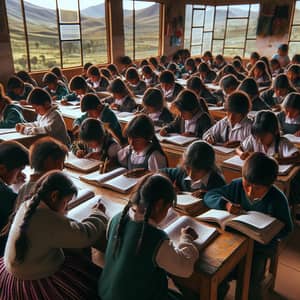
top-left (204, 153), bottom-right (293, 300)
top-left (125, 67), bottom-right (147, 95)
top-left (118, 114), bottom-right (168, 171)
top-left (160, 90), bottom-right (213, 138)
top-left (6, 76), bottom-right (33, 104)
top-left (286, 64), bottom-right (300, 91)
top-left (86, 65), bottom-right (109, 92)
top-left (15, 88), bottom-right (70, 146)
top-left (142, 65), bottom-right (159, 87)
top-left (82, 62), bottom-right (93, 80)
top-left (16, 71), bottom-right (38, 87)
top-left (270, 58), bottom-right (283, 77)
top-left (197, 62), bottom-right (217, 83)
top-left (42, 72), bottom-right (69, 101)
top-left (98, 173), bottom-right (199, 300)
top-left (51, 66), bottom-right (68, 86)
top-left (249, 60), bottom-right (272, 87)
top-left (107, 64), bottom-right (121, 79)
top-left (0, 171), bottom-right (107, 300)
top-left (203, 91), bottom-right (252, 148)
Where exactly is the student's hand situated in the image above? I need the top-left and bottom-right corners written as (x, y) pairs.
top-left (181, 132), bottom-right (195, 137)
top-left (93, 201), bottom-right (106, 213)
top-left (191, 189), bottom-right (207, 198)
top-left (60, 99), bottom-right (71, 106)
top-left (15, 123), bottom-right (25, 133)
top-left (159, 128), bottom-right (168, 136)
top-left (240, 151), bottom-right (251, 160)
top-left (19, 99), bottom-right (28, 106)
top-left (110, 103), bottom-right (120, 110)
top-left (181, 226), bottom-right (198, 240)
top-left (206, 136), bottom-right (215, 145)
top-left (295, 130), bottom-right (300, 137)
top-left (84, 152), bottom-right (101, 160)
top-left (223, 141), bottom-right (240, 148)
top-left (76, 150), bottom-right (86, 158)
top-left (226, 202), bottom-right (242, 215)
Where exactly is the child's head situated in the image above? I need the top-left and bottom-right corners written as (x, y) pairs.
top-left (29, 137), bottom-right (68, 173)
top-left (27, 88), bottom-right (52, 115)
top-left (142, 88), bottom-right (164, 113)
top-left (278, 44), bottom-right (289, 56)
top-left (186, 76), bottom-right (206, 94)
top-left (220, 74), bottom-right (240, 95)
top-left (251, 60), bottom-right (268, 78)
top-left (50, 67), bottom-right (64, 79)
top-left (221, 64), bottom-right (239, 77)
top-left (202, 51), bottom-right (213, 62)
top-left (87, 65), bottom-right (101, 82)
top-left (7, 76), bottom-right (25, 96)
top-left (173, 90), bottom-right (200, 120)
top-left (238, 78), bottom-right (259, 99)
top-left (125, 67), bottom-right (140, 85)
top-left (81, 93), bottom-right (102, 118)
top-left (184, 58), bottom-right (196, 72)
top-left (292, 54), bottom-right (300, 65)
top-left (233, 55), bottom-right (242, 62)
top-left (100, 68), bottom-right (112, 80)
top-left (270, 58), bottom-right (281, 71)
top-left (142, 65), bottom-right (154, 79)
top-left (0, 141), bottom-right (29, 185)
top-left (159, 70), bottom-right (175, 91)
top-left (69, 75), bottom-right (89, 95)
top-left (16, 71), bottom-right (32, 84)
top-left (287, 64), bottom-right (300, 82)
top-left (83, 62), bottom-right (93, 75)
top-left (215, 54), bottom-right (225, 65)
top-left (149, 57), bottom-right (159, 68)
top-left (282, 92), bottom-right (300, 119)
top-left (194, 57), bottom-right (202, 66)
top-left (249, 51), bottom-right (260, 65)
top-left (232, 59), bottom-right (243, 72)
top-left (119, 56), bottom-right (133, 68)
top-left (139, 59), bottom-right (149, 68)
top-left (198, 62), bottom-right (210, 75)
top-left (273, 74), bottom-right (293, 97)
top-left (225, 91), bottom-right (251, 125)
top-left (183, 141), bottom-right (216, 181)
top-left (42, 72), bottom-right (58, 90)
top-left (251, 111), bottom-right (280, 146)
top-left (107, 63), bottom-right (120, 76)
top-left (108, 78), bottom-right (130, 99)
top-left (242, 153), bottom-right (278, 201)
top-left (167, 63), bottom-right (178, 75)
top-left (160, 55), bottom-right (168, 66)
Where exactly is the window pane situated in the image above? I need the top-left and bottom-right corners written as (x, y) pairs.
top-left (62, 40), bottom-right (81, 67)
top-left (228, 5), bottom-right (249, 18)
top-left (191, 45), bottom-right (202, 56)
top-left (6, 0), bottom-right (28, 71)
top-left (191, 27), bottom-right (203, 45)
top-left (204, 6), bottom-right (215, 32)
top-left (123, 0), bottom-right (134, 58)
top-left (245, 40), bottom-right (257, 58)
top-left (203, 32), bottom-right (212, 52)
top-left (193, 9), bottom-right (204, 27)
top-left (290, 26), bottom-right (300, 41)
top-left (60, 24), bottom-right (80, 40)
top-left (214, 6), bottom-right (227, 39)
top-left (212, 40), bottom-right (224, 55)
top-left (184, 5), bottom-right (193, 49)
top-left (289, 42), bottom-right (300, 57)
top-left (225, 19), bottom-right (247, 48)
top-left (247, 4), bottom-right (259, 39)
top-left (80, 0), bottom-right (108, 64)
top-left (57, 0), bottom-right (78, 23)
top-left (223, 48), bottom-right (244, 57)
top-left (23, 0), bottom-right (60, 71)
top-left (293, 1), bottom-right (300, 25)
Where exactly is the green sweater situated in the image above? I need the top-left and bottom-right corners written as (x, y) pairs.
top-left (0, 104), bottom-right (26, 128)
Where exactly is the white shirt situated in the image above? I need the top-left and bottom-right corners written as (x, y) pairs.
top-left (148, 111), bottom-right (162, 122)
top-left (184, 111), bottom-right (203, 133)
top-left (115, 96), bottom-right (127, 106)
top-left (285, 115), bottom-right (300, 125)
top-left (184, 171), bottom-right (211, 190)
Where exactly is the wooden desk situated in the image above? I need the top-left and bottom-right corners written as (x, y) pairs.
top-left (208, 107), bottom-right (226, 121)
top-left (0, 132), bottom-right (41, 148)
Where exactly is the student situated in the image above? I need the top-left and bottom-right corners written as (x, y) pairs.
top-left (98, 174), bottom-right (199, 300)
top-left (186, 76), bottom-right (218, 105)
top-left (212, 54), bottom-right (227, 71)
top-left (270, 58), bottom-right (284, 77)
top-left (167, 63), bottom-right (181, 80)
top-left (0, 85), bottom-right (26, 128)
top-left (103, 78), bottom-right (137, 112)
top-left (0, 171), bottom-right (107, 300)
top-left (118, 114), bottom-right (167, 171)
top-left (82, 62), bottom-right (93, 80)
top-left (181, 58), bottom-right (197, 78)
top-left (215, 64), bottom-right (245, 83)
top-left (249, 60), bottom-right (272, 87)
top-left (204, 152), bottom-right (293, 300)
top-left (16, 70), bottom-right (38, 87)
top-left (272, 43), bottom-right (290, 68)
top-left (286, 64), bottom-right (300, 91)
top-left (232, 59), bottom-right (247, 75)
top-left (125, 67), bottom-right (147, 95)
top-left (119, 55), bottom-right (135, 76)
top-left (260, 56), bottom-right (273, 79)
top-left (142, 88), bottom-right (173, 126)
top-left (142, 65), bottom-right (159, 87)
top-left (161, 141), bottom-right (226, 194)
top-left (160, 90), bottom-right (213, 138)
top-left (100, 68), bottom-right (113, 81)
top-left (160, 55), bottom-right (169, 68)
top-left (261, 74), bottom-right (296, 110)
top-left (149, 57), bottom-right (165, 74)
top-left (202, 50), bottom-right (214, 66)
top-left (246, 51), bottom-right (260, 71)
top-left (107, 63), bottom-right (121, 79)
top-left (0, 141), bottom-right (29, 256)
top-left (203, 91), bottom-right (252, 148)
top-left (238, 78), bottom-right (270, 111)
top-left (15, 88), bottom-right (71, 146)
top-left (51, 66), bottom-right (68, 86)
top-left (156, 70), bottom-right (184, 103)
top-left (42, 72), bottom-right (69, 101)
top-left (197, 62), bottom-right (217, 83)
top-left (278, 92), bottom-right (300, 135)
top-left (86, 65), bottom-right (110, 92)
top-left (6, 76), bottom-right (33, 104)
top-left (291, 54), bottom-right (300, 65)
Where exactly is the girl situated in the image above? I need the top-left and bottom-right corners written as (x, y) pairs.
top-left (161, 141), bottom-right (226, 195)
top-left (125, 67), bottom-right (147, 95)
top-left (278, 93), bottom-right (300, 135)
top-left (167, 63), bottom-right (181, 80)
top-left (149, 57), bottom-right (165, 74)
top-left (287, 64), bottom-right (300, 91)
top-left (203, 91), bottom-right (252, 148)
top-left (107, 64), bottom-right (121, 79)
top-left (118, 114), bottom-right (168, 171)
top-left (202, 51), bottom-right (214, 66)
top-left (42, 72), bottom-right (69, 101)
top-left (100, 68), bottom-right (113, 81)
top-left (72, 93), bottom-right (123, 143)
top-left (215, 64), bottom-right (245, 83)
top-left (238, 78), bottom-right (270, 111)
top-left (0, 141), bottom-right (28, 256)
top-left (98, 174), bottom-right (199, 300)
top-left (142, 65), bottom-right (159, 87)
top-left (270, 58), bottom-right (283, 77)
top-left (7, 76), bottom-right (33, 104)
top-left (16, 71), bottom-right (38, 87)
top-left (15, 88), bottom-right (71, 146)
top-left (82, 62), bottom-right (93, 80)
top-left (0, 85), bottom-right (26, 128)
top-left (51, 66), bottom-right (68, 86)
top-left (249, 60), bottom-right (272, 87)
top-left (160, 90), bottom-right (213, 138)
top-left (160, 55), bottom-right (169, 68)
top-left (86, 65), bottom-right (110, 92)
top-left (212, 54), bottom-right (227, 71)
top-left (246, 51), bottom-right (260, 71)
top-left (104, 78), bottom-right (137, 112)
top-left (0, 171), bottom-right (107, 300)
top-left (197, 62), bottom-right (217, 83)
top-left (142, 88), bottom-right (173, 127)
top-left (182, 58), bottom-right (197, 79)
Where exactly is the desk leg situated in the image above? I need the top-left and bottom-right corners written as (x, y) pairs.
top-left (235, 239), bottom-right (254, 300)
top-left (199, 276), bottom-right (218, 300)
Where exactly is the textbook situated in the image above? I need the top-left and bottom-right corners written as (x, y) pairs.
top-left (65, 153), bottom-right (101, 173)
top-left (223, 155), bottom-right (293, 176)
top-left (197, 209), bottom-right (284, 244)
top-left (0, 132), bottom-right (36, 141)
top-left (0, 128), bottom-right (17, 135)
top-left (284, 134), bottom-right (300, 144)
top-left (163, 215), bottom-right (218, 250)
top-left (176, 193), bottom-right (206, 216)
top-left (79, 167), bottom-right (139, 193)
top-left (67, 188), bottom-right (95, 210)
top-left (212, 145), bottom-right (236, 154)
top-left (156, 133), bottom-right (198, 146)
top-left (114, 111), bottom-right (136, 123)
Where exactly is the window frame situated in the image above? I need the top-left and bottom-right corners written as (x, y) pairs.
top-left (288, 0), bottom-right (300, 54)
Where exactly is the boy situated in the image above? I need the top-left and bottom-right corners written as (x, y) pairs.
top-left (6, 76), bottom-right (33, 104)
top-left (272, 44), bottom-right (290, 68)
top-left (42, 72), bottom-right (69, 101)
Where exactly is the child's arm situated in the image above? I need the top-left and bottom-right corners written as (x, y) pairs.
top-left (277, 151), bottom-right (300, 165)
top-left (236, 146), bottom-right (252, 160)
top-left (160, 117), bottom-right (181, 136)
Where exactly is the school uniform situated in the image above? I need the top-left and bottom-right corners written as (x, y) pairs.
top-left (21, 105), bottom-right (71, 146)
top-left (45, 82), bottom-right (69, 100)
top-left (128, 80), bottom-right (147, 95)
top-left (147, 107), bottom-right (174, 127)
top-left (277, 111), bottom-right (300, 134)
top-left (200, 70), bottom-right (217, 83)
top-left (272, 54), bottom-right (290, 68)
top-left (261, 88), bottom-right (295, 107)
top-left (103, 95), bottom-right (137, 112)
top-left (87, 76), bottom-right (109, 92)
top-left (156, 83), bottom-right (184, 103)
top-left (7, 83), bottom-right (33, 102)
top-left (199, 89), bottom-right (218, 105)
top-left (163, 111), bottom-right (213, 138)
top-left (160, 167), bottom-right (226, 192)
top-left (203, 116), bottom-right (253, 144)
top-left (212, 61), bottom-right (227, 71)
top-left (251, 95), bottom-right (270, 111)
top-left (272, 68), bottom-right (284, 77)
top-left (117, 144), bottom-right (167, 171)
top-left (255, 74), bottom-right (272, 87)
top-left (144, 74), bottom-right (159, 87)
top-left (99, 208), bottom-right (199, 300)
top-left (0, 104), bottom-right (26, 128)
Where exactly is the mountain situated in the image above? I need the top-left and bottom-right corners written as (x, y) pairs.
top-left (81, 3), bottom-right (106, 18)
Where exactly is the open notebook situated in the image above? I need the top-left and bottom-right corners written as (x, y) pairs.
top-left (197, 209), bottom-right (284, 244)
top-left (79, 167), bottom-right (139, 193)
top-left (0, 132), bottom-right (36, 140)
top-left (156, 133), bottom-right (197, 146)
top-left (0, 128), bottom-right (17, 135)
top-left (223, 155), bottom-right (293, 176)
top-left (67, 189), bottom-right (95, 210)
top-left (212, 145), bottom-right (236, 154)
top-left (284, 134), bottom-right (300, 144)
top-left (65, 153), bottom-right (101, 173)
top-left (175, 193), bottom-right (206, 216)
top-left (114, 111), bottom-right (136, 123)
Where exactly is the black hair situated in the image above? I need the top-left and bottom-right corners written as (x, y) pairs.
top-left (278, 44), bottom-right (288, 53)
top-left (80, 118), bottom-right (106, 143)
top-left (83, 62), bottom-right (93, 71)
top-left (219, 64), bottom-right (244, 80)
top-left (0, 141), bottom-right (29, 171)
top-left (29, 137), bottom-right (68, 172)
top-left (119, 56), bottom-right (132, 66)
top-left (107, 64), bottom-right (120, 76)
top-left (292, 54), bottom-right (300, 64)
top-left (42, 72), bottom-right (58, 84)
top-left (149, 57), bottom-right (159, 68)
top-left (81, 93), bottom-right (101, 112)
top-left (233, 55), bottom-right (242, 62)
top-left (173, 89), bottom-right (200, 112)
top-left (113, 173), bottom-right (176, 256)
top-left (160, 55), bottom-right (168, 65)
top-left (142, 65), bottom-right (154, 75)
top-left (16, 71), bottom-right (33, 84)
top-left (238, 78), bottom-right (259, 98)
top-left (203, 51), bottom-right (213, 61)
top-left (215, 54), bottom-right (225, 62)
top-left (250, 60), bottom-right (271, 79)
top-left (125, 67), bottom-right (139, 81)
top-left (283, 92), bottom-right (300, 111)
top-left (27, 87), bottom-right (51, 105)
top-left (260, 56), bottom-right (272, 77)
top-left (108, 78), bottom-right (131, 96)
top-left (232, 59), bottom-right (246, 73)
top-left (270, 58), bottom-right (281, 67)
top-left (185, 58), bottom-right (196, 68)
top-left (242, 152), bottom-right (278, 186)
top-left (142, 88), bottom-right (164, 110)
top-left (220, 74), bottom-right (240, 91)
top-left (7, 76), bottom-right (24, 91)
top-left (167, 63), bottom-right (178, 74)
top-left (251, 110), bottom-right (280, 138)
top-left (250, 51), bottom-right (260, 60)
top-left (50, 67), bottom-right (64, 78)
top-left (186, 76), bottom-right (209, 94)
top-left (198, 62), bottom-right (210, 73)
top-left (139, 59), bottom-right (149, 68)
top-left (100, 68), bottom-right (112, 80)
top-left (273, 74), bottom-right (294, 90)
top-left (69, 75), bottom-right (89, 91)
top-left (159, 70), bottom-right (175, 84)
top-left (87, 65), bottom-right (100, 77)
top-left (225, 91), bottom-right (251, 115)
top-left (287, 64), bottom-right (300, 76)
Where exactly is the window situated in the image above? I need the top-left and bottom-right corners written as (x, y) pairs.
top-left (6, 0), bottom-right (108, 71)
top-left (289, 1), bottom-right (300, 57)
top-left (123, 0), bottom-right (161, 60)
top-left (184, 4), bottom-right (260, 58)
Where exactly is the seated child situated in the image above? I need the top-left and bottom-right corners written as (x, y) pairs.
top-left (212, 54), bottom-right (227, 71)
top-left (160, 90), bottom-right (213, 138)
top-left (0, 171), bottom-right (107, 300)
top-left (119, 55), bottom-right (136, 76)
top-left (181, 58), bottom-right (197, 79)
top-left (246, 51), bottom-right (260, 71)
top-left (15, 88), bottom-right (70, 146)
top-left (125, 67), bottom-right (147, 95)
top-left (167, 63), bottom-right (181, 80)
top-left (16, 70), bottom-right (38, 87)
top-left (142, 65), bottom-right (159, 87)
top-left (270, 58), bottom-right (284, 77)
top-left (204, 152), bottom-right (293, 300)
top-left (51, 66), bottom-right (68, 86)
top-left (100, 68), bottom-right (113, 81)
top-left (214, 64), bottom-right (245, 83)
top-left (98, 174), bottom-right (199, 300)
top-left (118, 114), bottom-right (167, 171)
top-left (203, 91), bottom-right (252, 148)
top-left (160, 55), bottom-right (169, 68)
top-left (286, 64), bottom-right (300, 91)
top-left (292, 54), bottom-right (300, 65)
top-left (149, 57), bottom-right (165, 74)
top-left (272, 43), bottom-right (290, 68)
top-left (86, 65), bottom-right (109, 92)
top-left (249, 60), bottom-right (272, 87)
top-left (107, 63), bottom-right (121, 79)
top-left (232, 59), bottom-right (247, 75)
top-left (198, 62), bottom-right (217, 83)
top-left (81, 62), bottom-right (93, 80)
top-left (42, 72), bottom-right (68, 101)
top-left (6, 76), bottom-right (33, 104)
top-left (161, 141), bottom-right (226, 195)
top-left (202, 50), bottom-right (214, 66)
top-left (142, 87), bottom-right (173, 127)
top-left (0, 141), bottom-right (29, 256)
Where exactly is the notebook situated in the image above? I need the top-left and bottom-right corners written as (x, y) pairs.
top-left (115, 111), bottom-right (136, 123)
top-left (197, 209), bottom-right (284, 244)
top-left (67, 189), bottom-right (95, 210)
top-left (284, 134), bottom-right (300, 144)
top-left (156, 133), bottom-right (197, 146)
top-left (65, 153), bottom-right (101, 173)
top-left (175, 193), bottom-right (206, 216)
top-left (0, 128), bottom-right (17, 135)
top-left (0, 132), bottom-right (36, 141)
top-left (212, 145), bottom-right (236, 154)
